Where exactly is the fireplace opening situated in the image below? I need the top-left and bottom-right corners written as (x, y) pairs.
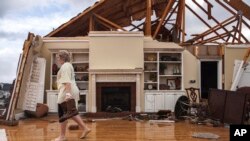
top-left (101, 87), bottom-right (131, 111)
top-left (96, 82), bottom-right (136, 112)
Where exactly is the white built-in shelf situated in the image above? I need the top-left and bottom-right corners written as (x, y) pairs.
top-left (144, 51), bottom-right (183, 91)
top-left (48, 50), bottom-right (89, 113)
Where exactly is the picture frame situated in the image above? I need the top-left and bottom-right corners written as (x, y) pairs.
top-left (167, 79), bottom-right (176, 90)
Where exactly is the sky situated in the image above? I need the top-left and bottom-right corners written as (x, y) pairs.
top-left (0, 0), bottom-right (249, 83)
top-left (0, 0), bottom-right (98, 83)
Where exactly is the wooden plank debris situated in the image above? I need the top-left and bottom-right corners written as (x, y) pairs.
top-left (6, 33), bottom-right (34, 121)
top-left (231, 48), bottom-right (250, 90)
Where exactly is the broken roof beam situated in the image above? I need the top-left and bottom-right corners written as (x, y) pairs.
top-left (203, 0), bottom-right (213, 19)
top-left (226, 34), bottom-right (232, 42)
top-left (163, 4), bottom-right (178, 26)
top-left (243, 48), bottom-right (250, 64)
top-left (95, 16), bottom-right (116, 30)
top-left (100, 3), bottom-right (132, 27)
top-left (192, 0), bottom-right (231, 37)
top-left (145, 0), bottom-right (152, 36)
top-left (232, 26), bottom-right (249, 43)
top-left (215, 0), bottom-right (250, 30)
top-left (161, 3), bottom-right (179, 40)
top-left (188, 13), bottom-right (238, 44)
top-left (238, 13), bottom-right (243, 42)
top-left (197, 15), bottom-right (238, 40)
top-left (185, 4), bottom-right (226, 43)
top-left (94, 13), bottom-right (126, 31)
top-left (175, 0), bottom-right (185, 41)
top-left (223, 0), bottom-right (250, 20)
top-left (181, 0), bottom-right (186, 42)
top-left (232, 17), bottom-right (241, 43)
top-left (195, 30), bottom-right (234, 45)
top-left (89, 15), bottom-right (95, 31)
top-left (130, 18), bottom-right (161, 32)
top-left (153, 0), bottom-right (175, 39)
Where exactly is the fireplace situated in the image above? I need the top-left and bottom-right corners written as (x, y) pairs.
top-left (96, 82), bottom-right (136, 112)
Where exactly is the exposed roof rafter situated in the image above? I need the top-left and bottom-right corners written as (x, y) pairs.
top-left (45, 0), bottom-right (249, 45)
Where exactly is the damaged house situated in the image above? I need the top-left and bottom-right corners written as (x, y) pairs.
top-left (1, 0), bottom-right (250, 140)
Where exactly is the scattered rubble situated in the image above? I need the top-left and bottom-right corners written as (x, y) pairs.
top-left (192, 132), bottom-right (220, 139)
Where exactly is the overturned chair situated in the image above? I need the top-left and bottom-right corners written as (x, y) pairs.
top-left (175, 87), bottom-right (208, 120)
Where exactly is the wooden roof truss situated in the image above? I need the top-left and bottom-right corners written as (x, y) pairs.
top-left (46, 0), bottom-right (250, 45)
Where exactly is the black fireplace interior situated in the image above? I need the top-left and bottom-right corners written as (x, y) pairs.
top-left (101, 86), bottom-right (131, 111)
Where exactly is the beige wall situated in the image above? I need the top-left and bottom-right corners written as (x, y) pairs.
top-left (183, 49), bottom-right (200, 89)
top-left (224, 45), bottom-right (250, 90)
top-left (89, 32), bottom-right (144, 70)
top-left (43, 41), bottom-right (89, 50)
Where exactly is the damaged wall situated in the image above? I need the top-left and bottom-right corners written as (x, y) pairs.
top-left (17, 35), bottom-right (44, 110)
top-left (224, 45), bottom-right (250, 90)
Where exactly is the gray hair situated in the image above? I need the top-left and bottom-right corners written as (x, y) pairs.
top-left (58, 50), bottom-right (70, 62)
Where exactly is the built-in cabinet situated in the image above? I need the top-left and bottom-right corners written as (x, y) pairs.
top-left (144, 52), bottom-right (183, 90)
top-left (144, 51), bottom-right (184, 112)
top-left (46, 50), bottom-right (89, 113)
top-left (144, 91), bottom-right (184, 112)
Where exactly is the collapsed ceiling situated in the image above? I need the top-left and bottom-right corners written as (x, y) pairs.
top-left (46, 0), bottom-right (250, 45)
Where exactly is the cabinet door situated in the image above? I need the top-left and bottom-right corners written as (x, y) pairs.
top-left (164, 93), bottom-right (185, 112)
top-left (164, 94), bottom-right (175, 111)
top-left (47, 93), bottom-right (58, 113)
top-left (145, 94), bottom-right (155, 112)
top-left (154, 94), bottom-right (165, 112)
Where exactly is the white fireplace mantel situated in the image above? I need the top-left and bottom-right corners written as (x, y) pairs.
top-left (88, 69), bottom-right (143, 112)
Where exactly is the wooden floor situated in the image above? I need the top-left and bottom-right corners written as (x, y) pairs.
top-left (1, 115), bottom-right (229, 141)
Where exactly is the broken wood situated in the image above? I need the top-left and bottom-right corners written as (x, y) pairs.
top-left (145, 0), bottom-right (152, 36)
top-left (153, 0), bottom-right (175, 39)
top-left (230, 48), bottom-right (250, 90)
top-left (5, 33), bottom-right (34, 121)
top-left (94, 13), bottom-right (126, 31)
